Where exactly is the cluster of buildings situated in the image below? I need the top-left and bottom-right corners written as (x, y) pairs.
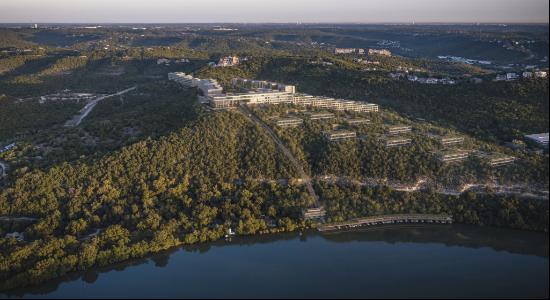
top-left (388, 73), bottom-right (457, 85)
top-left (334, 48), bottom-right (365, 55)
top-left (168, 73), bottom-right (379, 113)
top-left (157, 58), bottom-right (190, 65)
top-left (437, 56), bottom-right (491, 65)
top-left (368, 49), bottom-right (392, 56)
top-left (168, 72), bottom-right (223, 97)
top-left (495, 71), bottom-right (547, 81)
top-left (381, 125), bottom-right (413, 147)
top-left (215, 56), bottom-right (241, 67)
top-left (425, 132), bottom-right (517, 166)
top-left (333, 48), bottom-right (391, 56)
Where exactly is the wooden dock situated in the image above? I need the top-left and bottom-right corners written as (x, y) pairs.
top-left (318, 214), bottom-right (453, 232)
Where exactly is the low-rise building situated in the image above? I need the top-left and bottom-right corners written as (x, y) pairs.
top-left (438, 135), bottom-right (464, 146)
top-left (303, 207), bottom-right (326, 220)
top-left (506, 73), bottom-right (519, 81)
top-left (345, 118), bottom-right (371, 126)
top-left (534, 71), bottom-right (548, 78)
top-left (217, 56), bottom-right (240, 67)
top-left (335, 48), bottom-right (365, 55)
top-left (324, 130), bottom-right (357, 141)
top-left (275, 117), bottom-right (303, 128)
top-left (425, 78), bottom-right (439, 84)
top-left (307, 112), bottom-right (335, 120)
top-left (437, 149), bottom-right (472, 162)
top-left (495, 74), bottom-right (507, 81)
top-left (384, 137), bottom-right (412, 148)
top-left (486, 154), bottom-right (516, 167)
top-left (368, 49), bottom-right (392, 56)
top-left (387, 125), bottom-right (412, 135)
top-left (407, 75), bottom-right (419, 82)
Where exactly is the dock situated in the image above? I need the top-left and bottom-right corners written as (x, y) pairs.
top-left (318, 214), bottom-right (453, 232)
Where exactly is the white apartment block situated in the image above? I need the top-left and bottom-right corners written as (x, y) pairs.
top-left (168, 72), bottom-right (223, 96)
top-left (169, 73), bottom-right (379, 113)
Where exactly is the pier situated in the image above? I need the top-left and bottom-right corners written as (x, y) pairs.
top-left (318, 214), bottom-right (453, 232)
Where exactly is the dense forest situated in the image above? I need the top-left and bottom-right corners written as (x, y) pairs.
top-left (0, 109), bottom-right (311, 290)
top-left (317, 183), bottom-right (548, 231)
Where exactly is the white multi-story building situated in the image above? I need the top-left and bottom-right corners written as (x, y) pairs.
top-left (168, 72), bottom-right (223, 96)
top-left (170, 74), bottom-right (379, 112)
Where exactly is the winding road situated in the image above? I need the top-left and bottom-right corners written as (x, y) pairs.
top-left (65, 86), bottom-right (137, 127)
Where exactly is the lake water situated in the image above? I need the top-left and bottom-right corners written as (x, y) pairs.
top-left (2, 225), bottom-right (548, 299)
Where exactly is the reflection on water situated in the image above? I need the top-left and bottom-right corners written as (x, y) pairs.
top-left (2, 224), bottom-right (548, 299)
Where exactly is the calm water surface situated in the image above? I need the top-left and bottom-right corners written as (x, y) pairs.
top-left (1, 225), bottom-right (548, 299)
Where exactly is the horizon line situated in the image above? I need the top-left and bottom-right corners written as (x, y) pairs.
top-left (1, 21), bottom-right (549, 25)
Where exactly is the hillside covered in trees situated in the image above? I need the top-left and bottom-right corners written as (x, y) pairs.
top-left (0, 25), bottom-right (548, 291)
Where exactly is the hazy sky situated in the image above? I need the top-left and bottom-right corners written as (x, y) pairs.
top-left (0, 0), bottom-right (548, 23)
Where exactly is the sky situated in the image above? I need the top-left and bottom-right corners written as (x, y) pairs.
top-left (0, 0), bottom-right (548, 23)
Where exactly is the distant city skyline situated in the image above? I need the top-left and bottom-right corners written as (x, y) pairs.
top-left (0, 0), bottom-right (548, 24)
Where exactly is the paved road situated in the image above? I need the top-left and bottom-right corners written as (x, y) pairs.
top-left (65, 86), bottom-right (137, 127)
top-left (0, 216), bottom-right (37, 222)
top-left (0, 161), bottom-right (7, 177)
top-left (238, 105), bottom-right (320, 206)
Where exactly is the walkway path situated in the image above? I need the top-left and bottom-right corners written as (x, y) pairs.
top-left (238, 105), bottom-right (319, 206)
